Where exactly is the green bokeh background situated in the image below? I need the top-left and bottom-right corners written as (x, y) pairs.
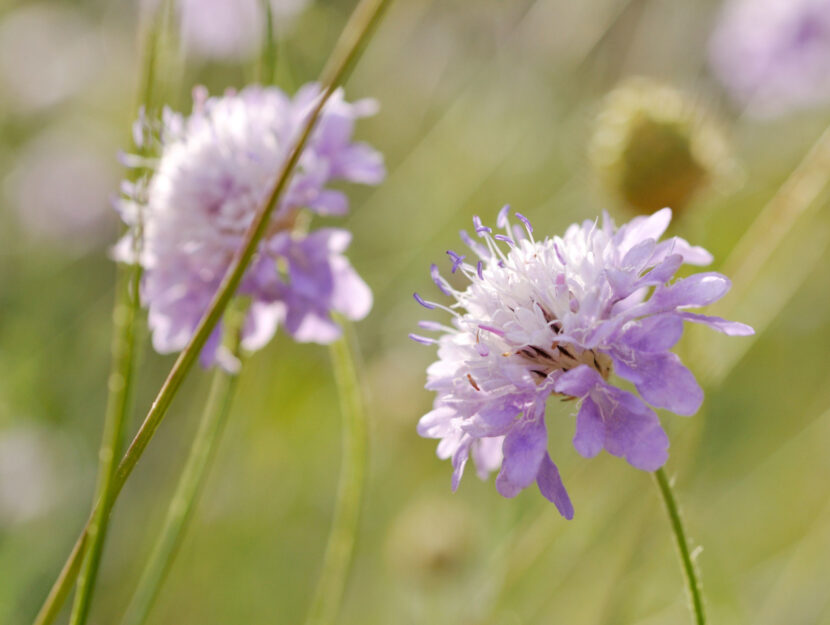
top-left (2, 1), bottom-right (830, 623)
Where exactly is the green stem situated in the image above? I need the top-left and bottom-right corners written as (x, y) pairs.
top-left (305, 322), bottom-right (369, 625)
top-left (67, 266), bottom-right (142, 625)
top-left (259, 0), bottom-right (277, 85)
top-left (653, 468), bottom-right (705, 625)
top-left (108, 0), bottom-right (390, 536)
top-left (121, 311), bottom-right (245, 625)
top-left (32, 2), bottom-right (392, 623)
top-left (57, 4), bottom-right (172, 624)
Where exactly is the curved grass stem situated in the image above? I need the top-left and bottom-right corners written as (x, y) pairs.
top-left (653, 468), bottom-right (705, 625)
top-left (32, 2), bottom-right (392, 623)
top-left (304, 322), bottom-right (369, 625)
top-left (121, 309), bottom-right (245, 625)
top-left (67, 266), bottom-right (143, 625)
top-left (259, 0), bottom-right (278, 84)
top-left (58, 4), bottom-right (171, 623)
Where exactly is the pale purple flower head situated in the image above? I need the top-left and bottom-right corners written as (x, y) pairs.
top-left (709, 0), bottom-right (830, 117)
top-left (143, 0), bottom-right (310, 61)
top-left (115, 84), bottom-right (384, 364)
top-left (412, 207), bottom-right (752, 518)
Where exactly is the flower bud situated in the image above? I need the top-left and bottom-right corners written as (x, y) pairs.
top-left (590, 77), bottom-right (734, 215)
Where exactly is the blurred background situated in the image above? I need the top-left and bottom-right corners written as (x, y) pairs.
top-left (2, 0), bottom-right (830, 623)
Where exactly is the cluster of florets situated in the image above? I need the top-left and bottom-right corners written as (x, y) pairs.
top-left (115, 84), bottom-right (384, 365)
top-left (412, 207), bottom-right (752, 518)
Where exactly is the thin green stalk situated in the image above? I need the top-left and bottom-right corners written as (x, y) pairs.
top-left (122, 310), bottom-right (245, 625)
top-left (32, 2), bottom-right (392, 623)
top-left (305, 321), bottom-right (369, 625)
top-left (57, 5), bottom-right (170, 625)
top-left (259, 0), bottom-right (277, 84)
top-left (67, 269), bottom-right (142, 625)
top-left (653, 468), bottom-right (705, 625)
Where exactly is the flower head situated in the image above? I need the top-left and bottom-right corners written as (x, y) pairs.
top-left (590, 77), bottom-right (734, 215)
top-left (709, 0), bottom-right (830, 118)
top-left (115, 84), bottom-right (384, 364)
top-left (412, 207), bottom-right (752, 518)
top-left (143, 0), bottom-right (310, 61)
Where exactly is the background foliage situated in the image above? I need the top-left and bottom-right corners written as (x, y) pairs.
top-left (2, 0), bottom-right (830, 623)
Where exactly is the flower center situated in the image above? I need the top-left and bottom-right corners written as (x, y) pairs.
top-left (516, 342), bottom-right (613, 384)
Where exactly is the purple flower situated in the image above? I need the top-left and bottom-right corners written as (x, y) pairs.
top-left (143, 0), bottom-right (310, 61)
top-left (413, 208), bottom-right (752, 518)
top-left (115, 84), bottom-right (384, 364)
top-left (709, 0), bottom-right (830, 118)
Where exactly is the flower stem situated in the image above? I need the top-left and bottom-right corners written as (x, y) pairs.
top-left (67, 269), bottom-right (143, 625)
top-left (653, 468), bottom-right (705, 625)
top-left (56, 4), bottom-right (172, 624)
top-left (305, 322), bottom-right (369, 625)
top-left (259, 0), bottom-right (277, 85)
top-left (32, 2), bottom-right (392, 623)
top-left (121, 309), bottom-right (245, 625)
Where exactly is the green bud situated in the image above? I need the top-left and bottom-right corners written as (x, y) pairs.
top-left (590, 77), bottom-right (735, 215)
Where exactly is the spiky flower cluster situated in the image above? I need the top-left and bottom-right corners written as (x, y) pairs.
top-left (115, 84), bottom-right (384, 365)
top-left (412, 207), bottom-right (752, 518)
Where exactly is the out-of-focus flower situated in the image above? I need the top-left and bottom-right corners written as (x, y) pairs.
top-left (709, 0), bottom-right (830, 118)
top-left (4, 124), bottom-right (118, 251)
top-left (116, 84), bottom-right (384, 364)
top-left (0, 4), bottom-right (100, 113)
top-left (590, 77), bottom-right (735, 215)
top-left (411, 207), bottom-right (752, 517)
top-left (144, 0), bottom-right (311, 61)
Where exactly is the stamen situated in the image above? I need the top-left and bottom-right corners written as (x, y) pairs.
top-left (413, 292), bottom-right (436, 309)
top-left (514, 212), bottom-right (534, 239)
top-left (459, 230), bottom-right (491, 259)
top-left (413, 293), bottom-right (461, 317)
top-left (446, 250), bottom-right (466, 273)
top-left (430, 264), bottom-right (453, 296)
top-left (512, 224), bottom-right (526, 242)
top-left (479, 324), bottom-right (505, 336)
top-left (409, 333), bottom-right (436, 345)
top-left (557, 344), bottom-right (576, 359)
top-left (529, 345), bottom-right (551, 358)
top-left (496, 204), bottom-right (511, 228)
top-left (419, 320), bottom-right (454, 332)
top-left (476, 260), bottom-right (484, 280)
top-left (473, 215), bottom-right (492, 235)
top-left (494, 234), bottom-right (515, 246)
